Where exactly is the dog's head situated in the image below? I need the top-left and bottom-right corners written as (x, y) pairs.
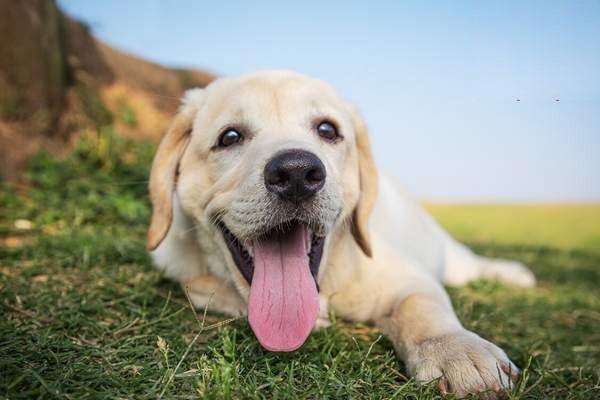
top-left (147, 70), bottom-right (377, 351)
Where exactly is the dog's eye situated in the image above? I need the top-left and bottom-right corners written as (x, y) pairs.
top-left (316, 121), bottom-right (340, 142)
top-left (218, 129), bottom-right (243, 147)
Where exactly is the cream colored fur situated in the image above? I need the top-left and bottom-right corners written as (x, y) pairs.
top-left (148, 70), bottom-right (535, 398)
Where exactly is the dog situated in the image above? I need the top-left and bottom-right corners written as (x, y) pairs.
top-left (147, 70), bottom-right (535, 398)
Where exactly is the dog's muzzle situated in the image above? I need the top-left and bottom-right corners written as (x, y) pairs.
top-left (214, 149), bottom-right (330, 353)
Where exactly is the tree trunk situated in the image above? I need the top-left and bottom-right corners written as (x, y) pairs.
top-left (0, 0), bottom-right (68, 135)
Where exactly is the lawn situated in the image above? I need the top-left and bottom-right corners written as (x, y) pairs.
top-left (1, 133), bottom-right (599, 399)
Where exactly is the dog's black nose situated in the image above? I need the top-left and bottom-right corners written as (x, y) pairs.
top-left (264, 150), bottom-right (326, 202)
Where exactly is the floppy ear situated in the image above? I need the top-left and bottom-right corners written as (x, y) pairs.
top-left (146, 92), bottom-right (202, 250)
top-left (350, 111), bottom-right (378, 258)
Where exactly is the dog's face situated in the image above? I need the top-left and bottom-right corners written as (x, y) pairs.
top-left (147, 70), bottom-right (377, 351)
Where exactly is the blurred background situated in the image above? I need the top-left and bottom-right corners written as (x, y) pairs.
top-left (60, 0), bottom-right (600, 202)
top-left (1, 0), bottom-right (598, 252)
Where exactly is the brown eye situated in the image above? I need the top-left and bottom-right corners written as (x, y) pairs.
top-left (316, 121), bottom-right (340, 142)
top-left (218, 129), bottom-right (243, 147)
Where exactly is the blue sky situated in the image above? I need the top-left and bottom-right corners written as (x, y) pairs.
top-left (59, 0), bottom-right (600, 201)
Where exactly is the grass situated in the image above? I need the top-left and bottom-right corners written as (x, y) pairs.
top-left (0, 132), bottom-right (599, 399)
top-left (426, 203), bottom-right (600, 255)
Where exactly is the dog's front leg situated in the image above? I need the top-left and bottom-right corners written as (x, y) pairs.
top-left (377, 290), bottom-right (519, 398)
top-left (182, 275), bottom-right (245, 317)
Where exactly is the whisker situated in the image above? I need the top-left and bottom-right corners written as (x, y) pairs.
top-left (180, 224), bottom-right (202, 236)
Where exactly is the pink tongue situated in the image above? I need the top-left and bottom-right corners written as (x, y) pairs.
top-left (248, 224), bottom-right (319, 352)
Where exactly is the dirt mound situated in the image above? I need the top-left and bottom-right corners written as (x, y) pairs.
top-left (0, 0), bottom-right (216, 181)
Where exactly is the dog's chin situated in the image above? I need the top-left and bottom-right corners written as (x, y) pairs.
top-left (218, 219), bottom-right (325, 289)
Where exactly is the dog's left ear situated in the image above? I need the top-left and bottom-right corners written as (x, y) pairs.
top-left (147, 89), bottom-right (204, 250)
top-left (350, 110), bottom-right (378, 258)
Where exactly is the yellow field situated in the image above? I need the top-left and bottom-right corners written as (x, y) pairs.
top-left (425, 203), bottom-right (600, 253)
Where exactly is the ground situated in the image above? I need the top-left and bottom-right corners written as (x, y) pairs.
top-left (1, 132), bottom-right (598, 399)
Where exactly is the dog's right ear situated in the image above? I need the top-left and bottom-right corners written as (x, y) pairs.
top-left (147, 89), bottom-right (204, 250)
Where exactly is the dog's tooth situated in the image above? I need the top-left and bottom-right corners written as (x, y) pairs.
top-left (240, 239), bottom-right (251, 256)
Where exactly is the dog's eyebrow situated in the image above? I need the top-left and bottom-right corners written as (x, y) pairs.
top-left (306, 104), bottom-right (343, 125)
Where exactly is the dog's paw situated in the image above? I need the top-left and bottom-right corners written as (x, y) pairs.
top-left (313, 294), bottom-right (331, 331)
top-left (407, 330), bottom-right (519, 399)
top-left (313, 316), bottom-right (332, 330)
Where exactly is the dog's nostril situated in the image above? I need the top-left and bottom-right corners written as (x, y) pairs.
top-left (306, 167), bottom-right (325, 185)
top-left (264, 149), bottom-right (326, 202)
top-left (264, 162), bottom-right (290, 189)
top-left (265, 168), bottom-right (288, 186)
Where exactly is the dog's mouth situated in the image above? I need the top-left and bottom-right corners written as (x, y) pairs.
top-left (219, 220), bottom-right (325, 352)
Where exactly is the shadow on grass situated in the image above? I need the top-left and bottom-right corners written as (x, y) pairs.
top-left (468, 241), bottom-right (600, 291)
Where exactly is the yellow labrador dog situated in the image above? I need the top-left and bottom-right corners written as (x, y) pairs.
top-left (147, 70), bottom-right (535, 398)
